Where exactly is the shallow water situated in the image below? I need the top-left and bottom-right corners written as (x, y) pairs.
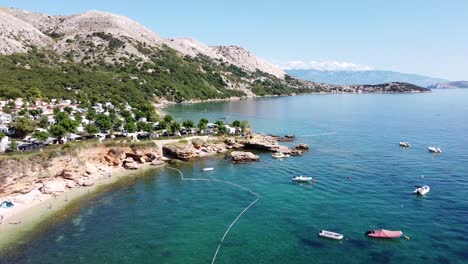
top-left (1, 90), bottom-right (468, 263)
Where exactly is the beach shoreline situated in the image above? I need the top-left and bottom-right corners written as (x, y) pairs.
top-left (0, 163), bottom-right (161, 250)
top-left (0, 133), bottom-right (304, 251)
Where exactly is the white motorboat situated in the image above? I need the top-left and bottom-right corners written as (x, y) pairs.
top-left (428, 146), bottom-right (442, 153)
top-left (413, 185), bottom-right (430, 195)
top-left (272, 152), bottom-right (289, 159)
top-left (399, 142), bottom-right (411, 147)
top-left (202, 167), bottom-right (214, 172)
top-left (292, 176), bottom-right (313, 182)
top-left (318, 230), bottom-right (344, 240)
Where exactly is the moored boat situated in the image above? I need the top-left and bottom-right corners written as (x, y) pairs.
top-left (413, 185), bottom-right (430, 195)
top-left (272, 152), bottom-right (289, 159)
top-left (366, 229), bottom-right (403, 239)
top-left (318, 230), bottom-right (344, 240)
top-left (292, 176), bottom-right (313, 182)
top-left (428, 146), bottom-right (442, 153)
top-left (202, 167), bottom-right (214, 172)
top-left (399, 142), bottom-right (411, 147)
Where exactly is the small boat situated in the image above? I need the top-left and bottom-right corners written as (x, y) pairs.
top-left (272, 152), bottom-right (289, 159)
top-left (428, 146), bottom-right (442, 153)
top-left (413, 185), bottom-right (430, 195)
top-left (399, 142), bottom-right (411, 147)
top-left (366, 229), bottom-right (403, 239)
top-left (318, 230), bottom-right (344, 240)
top-left (292, 176), bottom-right (313, 182)
top-left (202, 167), bottom-right (214, 172)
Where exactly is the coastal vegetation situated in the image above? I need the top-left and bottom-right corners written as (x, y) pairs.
top-left (0, 47), bottom-right (311, 108)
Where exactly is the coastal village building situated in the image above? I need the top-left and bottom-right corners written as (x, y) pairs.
top-left (0, 125), bottom-right (9, 134)
top-left (0, 136), bottom-right (10, 152)
top-left (0, 113), bottom-right (12, 124)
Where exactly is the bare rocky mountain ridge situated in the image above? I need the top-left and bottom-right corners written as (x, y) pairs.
top-left (0, 7), bottom-right (285, 78)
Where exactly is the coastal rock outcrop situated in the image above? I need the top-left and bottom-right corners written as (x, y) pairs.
top-left (295, 144), bottom-right (309, 150)
top-left (242, 134), bottom-right (303, 156)
top-left (76, 177), bottom-right (94, 187)
top-left (162, 144), bottom-right (196, 161)
top-left (40, 179), bottom-right (67, 194)
top-left (230, 151), bottom-right (260, 163)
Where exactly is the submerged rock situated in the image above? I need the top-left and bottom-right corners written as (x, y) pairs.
top-left (295, 143), bottom-right (309, 150)
top-left (230, 151), bottom-right (260, 163)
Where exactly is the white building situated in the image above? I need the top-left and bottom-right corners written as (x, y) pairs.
top-left (0, 113), bottom-right (12, 124)
top-left (0, 124), bottom-right (9, 134)
top-left (224, 125), bottom-right (236, 135)
top-left (0, 136), bottom-right (10, 152)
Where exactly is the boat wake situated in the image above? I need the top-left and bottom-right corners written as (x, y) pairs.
top-left (300, 132), bottom-right (337, 137)
top-left (167, 167), bottom-right (259, 264)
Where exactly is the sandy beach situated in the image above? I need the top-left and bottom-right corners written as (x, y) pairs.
top-left (0, 135), bottom-right (228, 249)
top-left (0, 163), bottom-right (160, 249)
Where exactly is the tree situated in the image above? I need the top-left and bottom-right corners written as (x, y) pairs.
top-left (182, 120), bottom-right (194, 130)
top-left (137, 121), bottom-right (154, 133)
top-left (215, 120), bottom-right (224, 127)
top-left (0, 132), bottom-right (5, 140)
top-left (49, 124), bottom-right (67, 138)
top-left (10, 117), bottom-right (35, 138)
top-left (74, 112), bottom-right (83, 124)
top-left (232, 120), bottom-right (241, 127)
top-left (85, 124), bottom-right (99, 135)
top-left (170, 122), bottom-right (181, 134)
top-left (86, 108), bottom-right (97, 120)
top-left (198, 118), bottom-right (208, 130)
top-left (124, 121), bottom-right (136, 133)
top-left (39, 117), bottom-right (49, 129)
top-left (58, 118), bottom-right (78, 132)
top-left (9, 140), bottom-right (18, 151)
top-left (32, 131), bottom-right (49, 141)
top-left (55, 111), bottom-right (69, 123)
top-left (25, 87), bottom-right (42, 101)
top-left (163, 115), bottom-right (173, 124)
top-left (95, 114), bottom-right (113, 132)
top-left (53, 107), bottom-right (61, 115)
top-left (240, 120), bottom-right (250, 133)
top-left (218, 124), bottom-right (227, 135)
top-left (64, 106), bottom-right (73, 114)
top-left (29, 109), bottom-right (43, 118)
top-left (139, 102), bottom-right (159, 121)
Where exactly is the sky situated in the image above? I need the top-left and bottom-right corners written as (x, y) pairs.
top-left (1, 0), bottom-right (467, 80)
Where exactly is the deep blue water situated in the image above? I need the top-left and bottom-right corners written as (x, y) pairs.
top-left (1, 90), bottom-right (468, 263)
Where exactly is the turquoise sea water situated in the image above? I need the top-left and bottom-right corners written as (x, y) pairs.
top-left (1, 90), bottom-right (468, 263)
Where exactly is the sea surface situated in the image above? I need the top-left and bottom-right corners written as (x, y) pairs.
top-left (2, 90), bottom-right (468, 264)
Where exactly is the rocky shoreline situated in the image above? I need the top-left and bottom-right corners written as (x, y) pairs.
top-left (0, 134), bottom-right (307, 229)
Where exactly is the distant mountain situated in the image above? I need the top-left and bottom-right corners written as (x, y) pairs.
top-left (427, 81), bottom-right (468, 89)
top-left (286, 69), bottom-right (448, 87)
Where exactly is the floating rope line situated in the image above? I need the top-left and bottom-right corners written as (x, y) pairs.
top-left (167, 167), bottom-right (259, 264)
top-left (300, 132), bottom-right (337, 137)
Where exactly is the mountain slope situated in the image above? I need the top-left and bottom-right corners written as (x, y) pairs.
top-left (0, 7), bottom-right (429, 107)
top-left (286, 69), bottom-right (448, 87)
top-left (0, 8), bottom-right (52, 54)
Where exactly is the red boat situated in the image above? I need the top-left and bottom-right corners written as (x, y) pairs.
top-left (366, 229), bottom-right (402, 239)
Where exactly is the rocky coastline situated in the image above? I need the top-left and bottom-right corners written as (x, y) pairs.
top-left (0, 134), bottom-right (307, 232)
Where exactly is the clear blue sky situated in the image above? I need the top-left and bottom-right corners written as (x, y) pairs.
top-left (2, 0), bottom-right (467, 80)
